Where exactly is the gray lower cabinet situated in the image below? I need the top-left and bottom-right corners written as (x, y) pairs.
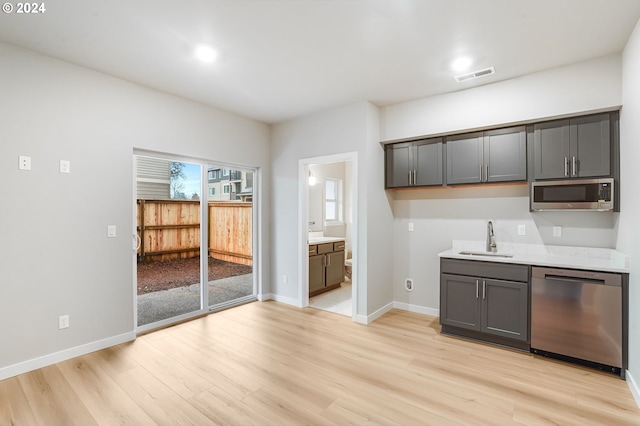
top-left (446, 126), bottom-right (527, 185)
top-left (531, 112), bottom-right (611, 180)
top-left (385, 138), bottom-right (443, 188)
top-left (440, 258), bottom-right (530, 350)
top-left (309, 241), bottom-right (345, 296)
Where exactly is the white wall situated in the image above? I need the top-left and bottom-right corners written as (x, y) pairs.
top-left (381, 56), bottom-right (623, 313)
top-left (381, 54), bottom-right (622, 142)
top-left (0, 42), bottom-right (270, 378)
top-left (270, 101), bottom-right (393, 319)
top-left (620, 18), bottom-right (640, 392)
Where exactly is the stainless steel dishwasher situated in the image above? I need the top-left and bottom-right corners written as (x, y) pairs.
top-left (531, 266), bottom-right (622, 375)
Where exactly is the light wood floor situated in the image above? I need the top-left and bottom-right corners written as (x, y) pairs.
top-left (1, 301), bottom-right (639, 425)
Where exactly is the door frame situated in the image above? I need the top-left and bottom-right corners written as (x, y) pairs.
top-left (133, 150), bottom-right (260, 333)
top-left (298, 152), bottom-right (358, 320)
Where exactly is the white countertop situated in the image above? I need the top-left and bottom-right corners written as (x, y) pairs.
top-left (439, 240), bottom-right (630, 273)
top-left (308, 237), bottom-right (345, 245)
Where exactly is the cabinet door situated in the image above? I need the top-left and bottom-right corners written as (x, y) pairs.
top-left (309, 255), bottom-right (325, 294)
top-left (446, 133), bottom-right (484, 185)
top-left (385, 143), bottom-right (411, 188)
top-left (481, 279), bottom-right (528, 342)
top-left (532, 119), bottom-right (571, 180)
top-left (325, 251), bottom-right (345, 287)
top-left (440, 274), bottom-right (481, 331)
top-left (483, 127), bottom-right (527, 183)
top-left (414, 141), bottom-right (443, 186)
top-left (570, 113), bottom-right (610, 178)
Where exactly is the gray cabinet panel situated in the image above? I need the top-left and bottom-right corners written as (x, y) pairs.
top-left (484, 128), bottom-right (527, 182)
top-left (385, 138), bottom-right (443, 188)
top-left (532, 119), bottom-right (570, 180)
top-left (309, 254), bottom-right (325, 294)
top-left (446, 128), bottom-right (526, 185)
top-left (440, 259), bottom-right (530, 348)
top-left (414, 141), bottom-right (443, 186)
top-left (533, 113), bottom-right (611, 180)
top-left (481, 279), bottom-right (528, 342)
top-left (571, 114), bottom-right (610, 177)
top-left (440, 273), bottom-right (481, 331)
top-left (441, 259), bottom-right (529, 282)
top-left (325, 251), bottom-right (345, 287)
top-left (446, 133), bottom-right (483, 184)
top-left (385, 143), bottom-right (411, 188)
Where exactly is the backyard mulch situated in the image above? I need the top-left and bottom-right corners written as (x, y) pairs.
top-left (137, 257), bottom-right (252, 295)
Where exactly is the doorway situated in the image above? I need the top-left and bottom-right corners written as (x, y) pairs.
top-left (134, 153), bottom-right (257, 332)
top-left (299, 153), bottom-right (357, 319)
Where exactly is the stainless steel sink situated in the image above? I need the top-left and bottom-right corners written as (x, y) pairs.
top-left (458, 250), bottom-right (514, 258)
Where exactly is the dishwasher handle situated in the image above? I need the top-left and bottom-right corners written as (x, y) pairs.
top-left (532, 266), bottom-right (621, 287)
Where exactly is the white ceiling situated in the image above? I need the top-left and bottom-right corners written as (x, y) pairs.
top-left (1, 0), bottom-right (640, 123)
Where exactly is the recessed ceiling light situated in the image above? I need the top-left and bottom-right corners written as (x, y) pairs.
top-left (195, 45), bottom-right (218, 63)
top-left (451, 57), bottom-right (472, 72)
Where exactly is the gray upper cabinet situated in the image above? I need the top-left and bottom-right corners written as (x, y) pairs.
top-left (385, 138), bottom-right (443, 188)
top-left (446, 126), bottom-right (526, 185)
top-left (532, 113), bottom-right (610, 180)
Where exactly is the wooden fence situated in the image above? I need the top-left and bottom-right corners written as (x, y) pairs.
top-left (136, 200), bottom-right (252, 266)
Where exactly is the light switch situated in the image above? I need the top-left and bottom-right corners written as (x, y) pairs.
top-left (408, 223), bottom-right (414, 232)
top-left (517, 224), bottom-right (526, 236)
top-left (553, 226), bottom-right (562, 237)
top-left (107, 225), bottom-right (117, 238)
top-left (60, 160), bottom-right (71, 174)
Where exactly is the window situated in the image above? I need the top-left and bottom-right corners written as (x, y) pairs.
top-left (325, 178), bottom-right (342, 222)
top-left (223, 185), bottom-right (230, 194)
top-left (209, 188), bottom-right (215, 196)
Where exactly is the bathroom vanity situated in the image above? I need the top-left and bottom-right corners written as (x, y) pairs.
top-left (309, 237), bottom-right (345, 296)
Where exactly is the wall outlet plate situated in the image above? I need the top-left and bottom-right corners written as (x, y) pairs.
top-left (19, 155), bottom-right (31, 170)
top-left (58, 315), bottom-right (69, 329)
top-left (60, 160), bottom-right (71, 173)
top-left (518, 224), bottom-right (526, 236)
top-left (553, 226), bottom-right (562, 237)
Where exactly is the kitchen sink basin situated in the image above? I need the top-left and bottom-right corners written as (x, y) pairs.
top-left (458, 251), bottom-right (514, 258)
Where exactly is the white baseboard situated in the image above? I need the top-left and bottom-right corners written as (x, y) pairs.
top-left (261, 293), bottom-right (302, 308)
top-left (393, 302), bottom-right (439, 317)
top-left (627, 370), bottom-right (640, 409)
top-left (0, 331), bottom-right (136, 381)
top-left (361, 302), bottom-right (394, 324)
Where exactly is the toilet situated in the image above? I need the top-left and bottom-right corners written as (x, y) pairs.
top-left (345, 258), bottom-right (352, 281)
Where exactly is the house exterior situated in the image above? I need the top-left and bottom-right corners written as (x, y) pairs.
top-left (135, 157), bottom-right (171, 199)
top-left (207, 168), bottom-right (253, 202)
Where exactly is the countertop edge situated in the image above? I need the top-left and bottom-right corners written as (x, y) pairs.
top-left (438, 250), bottom-right (630, 274)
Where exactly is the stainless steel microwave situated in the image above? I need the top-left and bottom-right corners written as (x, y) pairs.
top-left (530, 178), bottom-right (614, 211)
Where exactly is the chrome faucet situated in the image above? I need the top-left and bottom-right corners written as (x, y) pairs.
top-left (486, 221), bottom-right (497, 252)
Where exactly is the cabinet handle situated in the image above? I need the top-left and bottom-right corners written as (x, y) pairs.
top-left (413, 170), bottom-right (417, 185)
top-left (564, 157), bottom-right (568, 176)
top-left (476, 279), bottom-right (479, 299)
top-left (484, 164), bottom-right (488, 183)
top-left (408, 171), bottom-right (412, 186)
top-left (480, 165), bottom-right (483, 182)
top-left (482, 280), bottom-right (486, 300)
top-left (572, 156), bottom-right (577, 176)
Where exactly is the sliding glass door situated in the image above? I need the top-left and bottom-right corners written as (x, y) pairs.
top-left (134, 154), bottom-right (256, 331)
top-left (135, 156), bottom-right (204, 329)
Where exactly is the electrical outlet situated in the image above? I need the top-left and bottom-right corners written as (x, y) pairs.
top-left (405, 278), bottom-right (413, 292)
top-left (518, 224), bottom-right (526, 236)
top-left (282, 275), bottom-right (288, 284)
top-left (553, 226), bottom-right (562, 237)
top-left (59, 160), bottom-right (71, 174)
top-left (19, 155), bottom-right (31, 171)
top-left (408, 223), bottom-right (414, 232)
top-left (107, 225), bottom-right (117, 238)
top-left (58, 315), bottom-right (69, 330)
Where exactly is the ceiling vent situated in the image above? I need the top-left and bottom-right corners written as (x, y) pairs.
top-left (454, 67), bottom-right (495, 82)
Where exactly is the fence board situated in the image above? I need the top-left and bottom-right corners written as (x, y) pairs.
top-left (136, 200), bottom-right (251, 266)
